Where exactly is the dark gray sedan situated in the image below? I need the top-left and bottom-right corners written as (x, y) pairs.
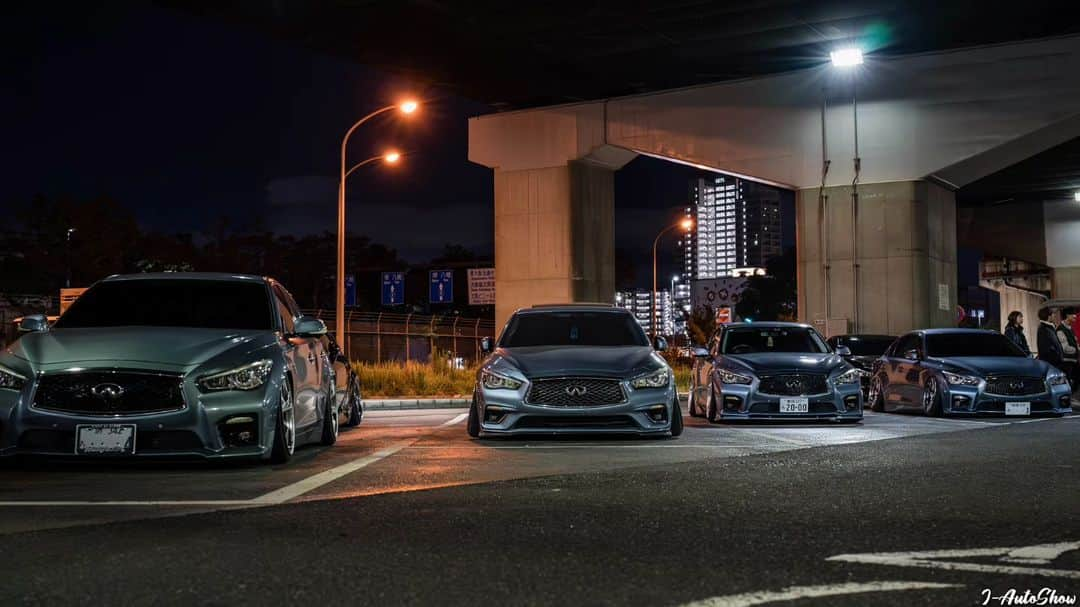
top-left (688, 322), bottom-right (863, 422)
top-left (868, 329), bottom-right (1072, 416)
top-left (467, 305), bottom-right (682, 437)
top-left (0, 273), bottom-right (339, 463)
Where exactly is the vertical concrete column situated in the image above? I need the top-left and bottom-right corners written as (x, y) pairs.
top-left (493, 160), bottom-right (615, 332)
top-left (1045, 199), bottom-right (1080, 299)
top-left (797, 180), bottom-right (957, 336)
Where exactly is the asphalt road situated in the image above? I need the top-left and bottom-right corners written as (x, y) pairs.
top-left (0, 409), bottom-right (1077, 606)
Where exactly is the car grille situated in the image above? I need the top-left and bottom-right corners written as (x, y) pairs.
top-left (525, 378), bottom-right (626, 407)
top-left (984, 376), bottom-right (1046, 396)
top-left (33, 371), bottom-right (186, 416)
top-left (757, 374), bottom-right (828, 396)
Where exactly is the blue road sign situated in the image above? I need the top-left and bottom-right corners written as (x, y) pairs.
top-left (344, 275), bottom-right (356, 307)
top-left (381, 272), bottom-right (404, 306)
top-left (429, 270), bottom-right (453, 304)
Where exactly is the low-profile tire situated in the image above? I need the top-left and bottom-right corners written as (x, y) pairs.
top-left (868, 376), bottom-right (886, 412)
top-left (270, 378), bottom-right (296, 464)
top-left (320, 390), bottom-right (339, 446)
top-left (922, 376), bottom-right (943, 417)
top-left (345, 380), bottom-right (363, 427)
top-left (706, 385), bottom-right (720, 423)
top-left (670, 397), bottom-right (684, 437)
top-left (467, 397), bottom-right (481, 438)
top-left (688, 389), bottom-right (703, 418)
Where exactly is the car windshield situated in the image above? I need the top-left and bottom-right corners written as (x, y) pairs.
top-left (837, 336), bottom-right (896, 356)
top-left (499, 311), bottom-right (650, 347)
top-left (925, 332), bottom-right (1026, 358)
top-left (722, 327), bottom-right (829, 354)
top-left (54, 279), bottom-right (274, 330)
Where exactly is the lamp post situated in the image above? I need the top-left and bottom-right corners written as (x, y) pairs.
top-left (65, 228), bottom-right (76, 289)
top-left (830, 46), bottom-right (863, 333)
top-left (652, 218), bottom-right (694, 340)
top-left (337, 101), bottom-right (417, 347)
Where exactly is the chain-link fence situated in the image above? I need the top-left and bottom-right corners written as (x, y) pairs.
top-left (304, 310), bottom-right (496, 364)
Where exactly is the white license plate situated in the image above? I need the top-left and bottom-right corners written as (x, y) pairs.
top-left (1005, 402), bottom-right (1031, 416)
top-left (76, 424), bottom-right (136, 455)
top-left (779, 398), bottom-right (809, 413)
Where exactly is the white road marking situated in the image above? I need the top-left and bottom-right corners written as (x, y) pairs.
top-left (828, 541), bottom-right (1080, 579)
top-left (251, 440), bottom-right (413, 504)
top-left (720, 428), bottom-right (812, 447)
top-left (441, 412), bottom-right (469, 426)
top-left (679, 580), bottom-right (962, 607)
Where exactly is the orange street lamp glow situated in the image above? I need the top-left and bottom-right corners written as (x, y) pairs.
top-left (680, 218), bottom-right (694, 231)
top-left (400, 100), bottom-right (419, 114)
top-left (384, 151), bottom-right (402, 164)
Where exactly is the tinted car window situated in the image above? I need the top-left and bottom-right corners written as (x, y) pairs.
top-left (55, 279), bottom-right (274, 330)
top-left (838, 336), bottom-right (896, 356)
top-left (721, 327), bottom-right (828, 354)
top-left (500, 311), bottom-right (650, 347)
top-left (925, 332), bottom-right (1026, 358)
top-left (892, 334), bottom-right (922, 357)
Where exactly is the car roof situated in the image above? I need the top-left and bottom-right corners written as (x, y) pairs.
top-left (722, 321), bottom-right (814, 330)
top-left (917, 328), bottom-right (1000, 335)
top-left (101, 272), bottom-right (269, 283)
top-left (831, 334), bottom-right (897, 340)
top-left (516, 304), bottom-right (625, 314)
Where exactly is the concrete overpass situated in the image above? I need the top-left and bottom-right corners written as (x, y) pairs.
top-left (468, 35), bottom-right (1080, 333)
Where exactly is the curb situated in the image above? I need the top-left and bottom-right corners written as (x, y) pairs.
top-left (364, 398), bottom-right (471, 411)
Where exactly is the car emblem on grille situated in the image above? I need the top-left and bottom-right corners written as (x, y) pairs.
top-left (90, 383), bottom-right (125, 401)
top-left (1009, 380), bottom-right (1024, 391)
top-left (785, 378), bottom-right (805, 391)
top-left (565, 385), bottom-right (588, 397)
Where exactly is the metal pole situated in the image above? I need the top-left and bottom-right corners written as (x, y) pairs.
top-left (404, 313), bottom-right (411, 362)
top-left (475, 318), bottom-right (481, 361)
top-left (850, 71), bottom-right (861, 333)
top-left (376, 312), bottom-right (382, 363)
top-left (337, 105), bottom-right (397, 348)
top-left (452, 316), bottom-right (459, 361)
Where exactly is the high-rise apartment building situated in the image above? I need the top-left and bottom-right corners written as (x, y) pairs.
top-left (683, 176), bottom-right (782, 281)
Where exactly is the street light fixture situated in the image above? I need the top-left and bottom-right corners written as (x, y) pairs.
top-left (652, 218), bottom-right (694, 340)
top-left (1074, 191), bottom-right (1080, 202)
top-left (337, 100), bottom-right (419, 349)
top-left (830, 47), bottom-right (863, 67)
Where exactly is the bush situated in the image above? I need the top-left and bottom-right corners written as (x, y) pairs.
top-left (353, 359), bottom-right (477, 398)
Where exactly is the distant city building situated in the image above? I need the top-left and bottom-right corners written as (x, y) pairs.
top-left (616, 289), bottom-right (675, 336)
top-left (683, 176), bottom-right (782, 281)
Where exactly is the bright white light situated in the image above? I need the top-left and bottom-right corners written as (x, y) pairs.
top-left (830, 47), bottom-right (864, 67)
top-left (1074, 191), bottom-right (1080, 202)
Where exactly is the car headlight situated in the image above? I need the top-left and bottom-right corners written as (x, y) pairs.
top-left (631, 368), bottom-right (670, 389)
top-left (717, 369), bottom-right (753, 385)
top-left (480, 369), bottom-right (523, 390)
top-left (198, 360), bottom-right (274, 392)
top-left (0, 365), bottom-right (26, 392)
top-left (1048, 372), bottom-right (1069, 386)
top-left (943, 371), bottom-right (980, 387)
top-left (832, 368), bottom-right (863, 386)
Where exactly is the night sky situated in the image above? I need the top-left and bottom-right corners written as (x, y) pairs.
top-left (6, 4), bottom-right (793, 290)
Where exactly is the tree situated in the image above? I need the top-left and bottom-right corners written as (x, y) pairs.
top-left (686, 304), bottom-right (716, 346)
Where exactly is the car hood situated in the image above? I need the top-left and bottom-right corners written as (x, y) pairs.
top-left (495, 346), bottom-right (662, 379)
top-left (5, 327), bottom-right (276, 372)
top-left (725, 352), bottom-right (848, 375)
top-left (929, 356), bottom-right (1050, 377)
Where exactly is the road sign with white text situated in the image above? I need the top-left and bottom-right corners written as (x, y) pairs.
top-left (430, 270), bottom-right (454, 304)
top-left (381, 272), bottom-right (404, 306)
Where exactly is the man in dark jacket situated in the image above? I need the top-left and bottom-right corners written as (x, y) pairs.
top-left (1057, 307), bottom-right (1079, 392)
top-left (1037, 307), bottom-right (1065, 370)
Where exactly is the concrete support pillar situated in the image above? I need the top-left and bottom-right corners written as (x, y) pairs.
top-left (493, 160), bottom-right (615, 331)
top-left (797, 180), bottom-right (957, 336)
top-left (1053, 268), bottom-right (1080, 299)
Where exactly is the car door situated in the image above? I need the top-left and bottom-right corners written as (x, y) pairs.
top-left (272, 283), bottom-right (321, 431)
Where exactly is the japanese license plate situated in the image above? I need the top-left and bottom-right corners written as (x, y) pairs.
top-left (1004, 402), bottom-right (1031, 416)
top-left (779, 397), bottom-right (809, 413)
top-left (76, 424), bottom-right (136, 455)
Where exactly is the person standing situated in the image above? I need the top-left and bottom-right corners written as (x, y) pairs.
top-left (1003, 310), bottom-right (1030, 355)
top-left (1037, 307), bottom-right (1065, 370)
top-left (1057, 306), bottom-right (1078, 390)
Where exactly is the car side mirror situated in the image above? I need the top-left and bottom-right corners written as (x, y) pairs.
top-left (903, 349), bottom-right (921, 361)
top-left (835, 345), bottom-right (852, 357)
top-left (654, 336), bottom-right (668, 352)
top-left (480, 337), bottom-right (494, 354)
top-left (294, 316), bottom-right (327, 337)
top-left (18, 314), bottom-right (49, 333)
top-left (692, 347), bottom-right (710, 359)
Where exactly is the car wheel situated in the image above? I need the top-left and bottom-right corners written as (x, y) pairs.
top-left (467, 396), bottom-right (481, 438)
top-left (868, 376), bottom-right (886, 412)
top-left (923, 376), bottom-right (943, 417)
top-left (270, 378), bottom-right (296, 464)
top-left (706, 385), bottom-right (719, 423)
top-left (670, 396), bottom-right (684, 437)
top-left (345, 379), bottom-right (363, 427)
top-left (320, 389), bottom-right (339, 446)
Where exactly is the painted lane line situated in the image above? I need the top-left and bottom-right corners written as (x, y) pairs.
top-left (441, 412), bottom-right (469, 427)
top-left (828, 540), bottom-right (1080, 580)
top-left (679, 580), bottom-right (962, 607)
top-left (250, 440), bottom-right (414, 505)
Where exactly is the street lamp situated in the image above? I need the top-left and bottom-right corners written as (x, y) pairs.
top-left (337, 100), bottom-right (419, 348)
top-left (652, 218), bottom-right (694, 340)
top-left (65, 228), bottom-right (76, 288)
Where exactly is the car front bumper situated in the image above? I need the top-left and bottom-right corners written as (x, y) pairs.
top-left (941, 382), bottom-right (1072, 417)
top-left (476, 378), bottom-right (678, 436)
top-left (0, 376), bottom-right (283, 460)
top-left (712, 381), bottom-right (863, 422)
